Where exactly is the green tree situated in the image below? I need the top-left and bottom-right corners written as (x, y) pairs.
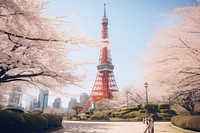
top-left (72, 106), bottom-right (82, 115)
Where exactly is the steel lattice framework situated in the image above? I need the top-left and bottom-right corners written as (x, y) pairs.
top-left (80, 4), bottom-right (118, 114)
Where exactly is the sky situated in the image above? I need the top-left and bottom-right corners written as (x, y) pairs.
top-left (40, 0), bottom-right (199, 108)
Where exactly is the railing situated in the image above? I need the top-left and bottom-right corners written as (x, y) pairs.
top-left (143, 117), bottom-right (154, 133)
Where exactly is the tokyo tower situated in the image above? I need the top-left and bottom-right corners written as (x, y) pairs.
top-left (80, 3), bottom-right (118, 114)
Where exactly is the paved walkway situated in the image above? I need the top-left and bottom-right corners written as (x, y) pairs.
top-left (52, 121), bottom-right (147, 133)
top-left (51, 121), bottom-right (188, 133)
top-left (154, 122), bottom-right (186, 133)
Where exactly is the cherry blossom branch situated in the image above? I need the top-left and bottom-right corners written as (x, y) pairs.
top-left (0, 29), bottom-right (69, 43)
top-left (179, 35), bottom-right (200, 54)
top-left (0, 12), bottom-right (25, 17)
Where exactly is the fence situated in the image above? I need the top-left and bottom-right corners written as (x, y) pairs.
top-left (143, 117), bottom-right (154, 133)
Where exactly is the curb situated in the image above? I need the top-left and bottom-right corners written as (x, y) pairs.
top-left (36, 125), bottom-right (63, 133)
top-left (171, 124), bottom-right (199, 133)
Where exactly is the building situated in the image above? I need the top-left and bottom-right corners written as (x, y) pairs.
top-left (68, 98), bottom-right (78, 112)
top-left (26, 95), bottom-right (38, 111)
top-left (52, 97), bottom-right (62, 109)
top-left (79, 93), bottom-right (88, 106)
top-left (8, 87), bottom-right (22, 107)
top-left (38, 89), bottom-right (49, 111)
top-left (80, 3), bottom-right (118, 113)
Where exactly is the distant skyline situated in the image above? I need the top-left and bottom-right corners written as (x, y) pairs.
top-left (41, 0), bottom-right (199, 107)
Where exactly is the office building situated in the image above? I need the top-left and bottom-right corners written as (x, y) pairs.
top-left (79, 93), bottom-right (88, 106)
top-left (52, 97), bottom-right (62, 109)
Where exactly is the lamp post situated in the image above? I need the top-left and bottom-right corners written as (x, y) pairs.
top-left (126, 90), bottom-right (130, 109)
top-left (144, 82), bottom-right (149, 116)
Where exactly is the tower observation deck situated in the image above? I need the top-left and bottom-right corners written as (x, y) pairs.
top-left (80, 4), bottom-right (118, 114)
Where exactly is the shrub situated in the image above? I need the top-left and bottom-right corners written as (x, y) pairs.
top-left (148, 104), bottom-right (159, 113)
top-left (121, 108), bottom-right (131, 111)
top-left (103, 110), bottom-right (112, 117)
top-left (139, 109), bottom-right (145, 113)
top-left (109, 117), bottom-right (126, 121)
top-left (186, 116), bottom-right (200, 131)
top-left (170, 110), bottom-right (177, 115)
top-left (121, 107), bottom-right (139, 112)
top-left (4, 108), bottom-right (24, 113)
top-left (125, 113), bottom-right (136, 118)
top-left (162, 117), bottom-right (172, 121)
top-left (149, 104), bottom-right (158, 108)
top-left (141, 103), bottom-right (146, 109)
top-left (111, 112), bottom-right (119, 117)
top-left (86, 114), bottom-right (90, 119)
top-left (120, 110), bottom-right (130, 114)
top-left (21, 113), bottom-right (35, 132)
top-left (128, 106), bottom-right (139, 111)
top-left (90, 114), bottom-right (107, 120)
top-left (157, 113), bottom-right (173, 117)
top-left (30, 113), bottom-right (48, 131)
top-left (90, 115), bottom-right (98, 120)
top-left (85, 111), bottom-right (90, 115)
top-left (158, 103), bottom-right (170, 109)
top-left (160, 109), bottom-right (172, 113)
top-left (111, 111), bottom-right (127, 118)
top-left (57, 115), bottom-right (63, 123)
top-left (0, 110), bottom-right (27, 133)
top-left (128, 111), bottom-right (145, 117)
top-left (128, 112), bottom-right (137, 117)
top-left (0, 110), bottom-right (61, 132)
top-left (42, 114), bottom-right (62, 128)
top-left (93, 111), bottom-right (102, 115)
top-left (130, 117), bottom-right (143, 121)
top-left (171, 115), bottom-right (200, 131)
top-left (117, 113), bottom-right (125, 118)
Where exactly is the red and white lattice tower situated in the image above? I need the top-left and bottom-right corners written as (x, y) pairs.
top-left (80, 4), bottom-right (118, 114)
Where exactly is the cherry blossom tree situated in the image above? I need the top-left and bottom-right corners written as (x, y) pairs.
top-left (95, 86), bottom-right (145, 110)
top-left (0, 0), bottom-right (96, 98)
top-left (143, 5), bottom-right (200, 114)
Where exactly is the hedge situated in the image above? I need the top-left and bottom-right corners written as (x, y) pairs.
top-left (162, 117), bottom-right (172, 121)
top-left (42, 114), bottom-right (62, 128)
top-left (90, 114), bottom-right (108, 120)
top-left (158, 103), bottom-right (170, 109)
top-left (157, 113), bottom-right (173, 117)
top-left (130, 117), bottom-right (143, 121)
top-left (128, 106), bottom-right (140, 111)
top-left (171, 115), bottom-right (200, 132)
top-left (128, 111), bottom-right (146, 117)
top-left (121, 107), bottom-right (139, 112)
top-left (0, 110), bottom-right (28, 133)
top-left (124, 113), bottom-right (136, 118)
top-left (93, 111), bottom-right (102, 115)
top-left (139, 109), bottom-right (145, 113)
top-left (148, 104), bottom-right (158, 109)
top-left (160, 109), bottom-right (172, 113)
top-left (30, 113), bottom-right (48, 131)
top-left (0, 109), bottom-right (63, 132)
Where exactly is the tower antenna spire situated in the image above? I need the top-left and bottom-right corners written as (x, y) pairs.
top-left (79, 2), bottom-right (118, 114)
top-left (104, 3), bottom-right (106, 17)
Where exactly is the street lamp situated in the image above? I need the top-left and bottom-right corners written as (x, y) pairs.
top-left (144, 82), bottom-right (149, 116)
top-left (126, 90), bottom-right (130, 109)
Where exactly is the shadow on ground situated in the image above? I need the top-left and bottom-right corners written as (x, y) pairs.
top-left (52, 121), bottom-right (119, 133)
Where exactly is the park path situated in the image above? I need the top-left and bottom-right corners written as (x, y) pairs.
top-left (51, 121), bottom-right (186, 133)
top-left (154, 122), bottom-right (186, 133)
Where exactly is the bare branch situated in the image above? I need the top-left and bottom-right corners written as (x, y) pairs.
top-left (179, 35), bottom-right (200, 55)
top-left (7, 34), bottom-right (23, 52)
top-left (0, 29), bottom-right (69, 43)
top-left (0, 12), bottom-right (25, 17)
